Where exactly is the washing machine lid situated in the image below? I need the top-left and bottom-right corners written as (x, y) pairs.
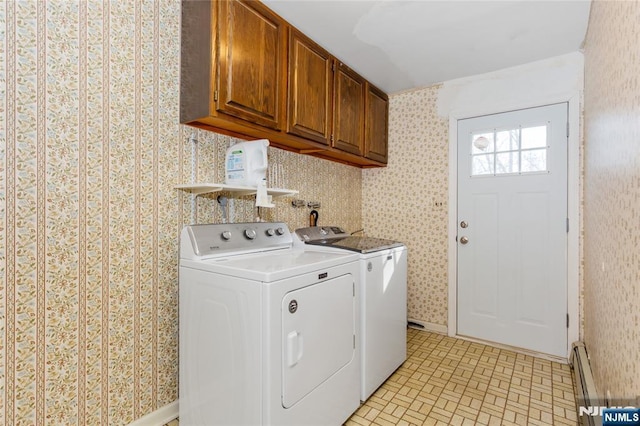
top-left (180, 248), bottom-right (358, 282)
top-left (295, 226), bottom-right (404, 254)
top-left (306, 236), bottom-right (404, 254)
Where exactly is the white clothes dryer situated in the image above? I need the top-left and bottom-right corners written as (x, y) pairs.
top-left (294, 226), bottom-right (408, 401)
top-left (179, 222), bottom-right (361, 426)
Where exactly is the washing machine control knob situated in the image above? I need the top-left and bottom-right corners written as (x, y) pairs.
top-left (275, 227), bottom-right (285, 236)
top-left (221, 231), bottom-right (232, 241)
top-left (265, 228), bottom-right (275, 237)
top-left (244, 229), bottom-right (257, 240)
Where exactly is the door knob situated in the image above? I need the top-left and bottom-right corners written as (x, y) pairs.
top-left (460, 236), bottom-right (469, 245)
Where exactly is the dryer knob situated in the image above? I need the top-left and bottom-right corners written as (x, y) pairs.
top-left (266, 228), bottom-right (276, 237)
top-left (221, 231), bottom-right (232, 241)
top-left (275, 227), bottom-right (285, 236)
top-left (244, 229), bottom-right (257, 240)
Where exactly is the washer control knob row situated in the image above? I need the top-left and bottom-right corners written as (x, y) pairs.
top-left (244, 229), bottom-right (257, 240)
top-left (221, 231), bottom-right (232, 241)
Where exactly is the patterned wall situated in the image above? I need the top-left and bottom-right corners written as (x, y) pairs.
top-left (0, 1), bottom-right (362, 424)
top-left (186, 129), bottom-right (362, 231)
top-left (583, 0), bottom-right (640, 401)
top-left (363, 86), bottom-right (450, 326)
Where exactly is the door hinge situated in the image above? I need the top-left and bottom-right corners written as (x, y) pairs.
top-left (566, 313), bottom-right (570, 328)
top-left (331, 62), bottom-right (335, 72)
top-left (566, 122), bottom-right (570, 138)
top-left (330, 134), bottom-right (334, 143)
top-left (214, 90), bottom-right (218, 102)
top-left (566, 218), bottom-right (570, 233)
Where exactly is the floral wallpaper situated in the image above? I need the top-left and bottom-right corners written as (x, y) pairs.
top-left (583, 0), bottom-right (640, 402)
top-left (363, 86), bottom-right (450, 327)
top-left (185, 129), bottom-right (362, 231)
top-left (0, 1), bottom-right (361, 424)
top-left (10, 0), bottom-right (640, 421)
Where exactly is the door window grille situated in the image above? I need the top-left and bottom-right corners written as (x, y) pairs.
top-left (470, 124), bottom-right (548, 176)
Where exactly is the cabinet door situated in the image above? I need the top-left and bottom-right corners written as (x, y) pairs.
top-left (364, 84), bottom-right (389, 163)
top-left (287, 30), bottom-right (333, 145)
top-left (333, 63), bottom-right (365, 156)
top-left (217, 0), bottom-right (286, 130)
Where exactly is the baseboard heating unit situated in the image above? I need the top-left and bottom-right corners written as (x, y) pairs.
top-left (570, 341), bottom-right (602, 426)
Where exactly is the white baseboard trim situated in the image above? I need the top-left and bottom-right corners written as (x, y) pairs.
top-left (407, 318), bottom-right (448, 335)
top-left (128, 400), bottom-right (179, 426)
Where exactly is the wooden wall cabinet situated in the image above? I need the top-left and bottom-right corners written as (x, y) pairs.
top-left (333, 63), bottom-right (365, 156)
top-left (180, 0), bottom-right (287, 131)
top-left (216, 0), bottom-right (287, 130)
top-left (181, 0), bottom-right (388, 168)
top-left (286, 29), bottom-right (333, 145)
top-left (364, 84), bottom-right (389, 163)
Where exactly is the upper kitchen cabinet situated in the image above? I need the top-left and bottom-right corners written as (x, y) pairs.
top-left (364, 84), bottom-right (389, 163)
top-left (286, 29), bottom-right (333, 145)
top-left (333, 63), bottom-right (365, 156)
top-left (217, 1), bottom-right (286, 129)
top-left (180, 0), bottom-right (286, 130)
top-left (180, 0), bottom-right (388, 167)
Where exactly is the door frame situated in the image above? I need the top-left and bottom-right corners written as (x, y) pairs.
top-left (447, 93), bottom-right (581, 360)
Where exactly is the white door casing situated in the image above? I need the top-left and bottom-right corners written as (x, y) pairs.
top-left (451, 102), bottom-right (576, 359)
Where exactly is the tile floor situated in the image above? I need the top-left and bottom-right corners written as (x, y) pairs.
top-left (166, 328), bottom-right (579, 425)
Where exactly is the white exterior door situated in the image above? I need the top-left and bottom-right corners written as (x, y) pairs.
top-left (457, 103), bottom-right (568, 357)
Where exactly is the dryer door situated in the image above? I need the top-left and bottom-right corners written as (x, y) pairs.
top-left (281, 274), bottom-right (355, 408)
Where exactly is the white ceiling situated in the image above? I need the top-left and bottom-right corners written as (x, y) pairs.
top-left (262, 0), bottom-right (592, 94)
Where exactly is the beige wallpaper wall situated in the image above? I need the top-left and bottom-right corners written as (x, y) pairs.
top-left (583, 0), bottom-right (640, 401)
top-left (187, 129), bottom-right (362, 231)
top-left (9, 0), bottom-right (638, 421)
top-left (0, 1), bottom-right (361, 424)
top-left (363, 86), bottom-right (450, 327)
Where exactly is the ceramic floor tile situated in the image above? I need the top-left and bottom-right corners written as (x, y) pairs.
top-left (166, 329), bottom-right (579, 426)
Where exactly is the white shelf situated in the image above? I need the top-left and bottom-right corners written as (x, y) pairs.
top-left (176, 183), bottom-right (298, 198)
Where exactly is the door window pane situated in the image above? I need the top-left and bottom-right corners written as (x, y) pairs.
top-left (472, 154), bottom-right (494, 175)
top-left (470, 124), bottom-right (549, 176)
top-left (521, 149), bottom-right (547, 172)
top-left (472, 132), bottom-right (494, 154)
top-left (521, 125), bottom-right (547, 149)
top-left (496, 152), bottom-right (519, 174)
top-left (496, 129), bottom-right (519, 152)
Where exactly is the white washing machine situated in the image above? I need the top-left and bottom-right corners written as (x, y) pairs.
top-left (294, 226), bottom-right (408, 401)
top-left (179, 222), bottom-right (361, 426)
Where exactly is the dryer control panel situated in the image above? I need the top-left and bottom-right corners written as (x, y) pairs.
top-left (181, 222), bottom-right (292, 259)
